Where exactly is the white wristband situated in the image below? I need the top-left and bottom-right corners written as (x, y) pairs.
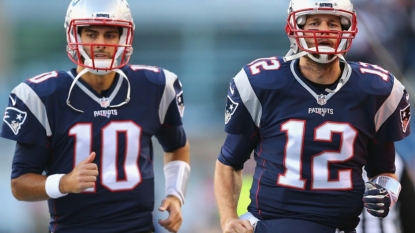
top-left (164, 161), bottom-right (190, 205)
top-left (372, 175), bottom-right (401, 206)
top-left (239, 212), bottom-right (259, 230)
top-left (45, 174), bottom-right (68, 199)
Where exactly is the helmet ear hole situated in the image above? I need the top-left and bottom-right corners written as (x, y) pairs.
top-left (340, 17), bottom-right (351, 30)
top-left (296, 15), bottom-right (306, 26)
top-left (117, 27), bottom-right (123, 36)
top-left (77, 26), bottom-right (84, 36)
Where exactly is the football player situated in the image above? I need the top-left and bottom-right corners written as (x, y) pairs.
top-left (1, 0), bottom-right (190, 232)
top-left (214, 0), bottom-right (411, 232)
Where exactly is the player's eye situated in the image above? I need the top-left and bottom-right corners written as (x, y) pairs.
top-left (86, 33), bottom-right (97, 38)
top-left (105, 34), bottom-right (117, 39)
top-left (329, 23), bottom-right (340, 28)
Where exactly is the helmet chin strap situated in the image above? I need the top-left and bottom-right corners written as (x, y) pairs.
top-left (84, 59), bottom-right (119, 75)
top-left (284, 45), bottom-right (345, 64)
top-left (66, 68), bottom-right (131, 113)
top-left (283, 47), bottom-right (308, 62)
top-left (307, 53), bottom-right (336, 64)
top-left (79, 44), bottom-right (118, 75)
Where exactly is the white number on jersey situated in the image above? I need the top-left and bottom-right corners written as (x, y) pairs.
top-left (278, 120), bottom-right (357, 190)
top-left (69, 121), bottom-right (142, 192)
top-left (248, 57), bottom-right (281, 75)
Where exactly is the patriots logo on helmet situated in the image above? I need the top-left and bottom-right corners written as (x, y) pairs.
top-left (176, 91), bottom-right (185, 117)
top-left (95, 14), bottom-right (110, 18)
top-left (319, 3), bottom-right (333, 8)
top-left (400, 104), bottom-right (410, 133)
top-left (3, 107), bottom-right (27, 135)
top-left (225, 96), bottom-right (239, 124)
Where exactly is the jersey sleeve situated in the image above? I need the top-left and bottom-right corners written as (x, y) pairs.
top-left (364, 141), bottom-right (396, 177)
top-left (224, 68), bottom-right (258, 135)
top-left (1, 82), bottom-right (51, 147)
top-left (374, 77), bottom-right (411, 143)
top-left (158, 69), bottom-right (185, 126)
top-left (11, 142), bottom-right (50, 179)
top-left (218, 132), bottom-right (259, 170)
top-left (220, 68), bottom-right (261, 169)
top-left (154, 125), bottom-right (187, 152)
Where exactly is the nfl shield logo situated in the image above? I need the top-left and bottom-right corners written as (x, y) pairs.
top-left (317, 94), bottom-right (327, 106)
top-left (100, 97), bottom-right (110, 108)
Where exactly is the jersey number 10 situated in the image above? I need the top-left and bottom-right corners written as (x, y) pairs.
top-left (69, 121), bottom-right (142, 192)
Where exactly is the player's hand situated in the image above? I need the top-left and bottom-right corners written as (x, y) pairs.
top-left (158, 195), bottom-right (183, 232)
top-left (222, 218), bottom-right (254, 233)
top-left (363, 182), bottom-right (391, 218)
top-left (60, 152), bottom-right (99, 193)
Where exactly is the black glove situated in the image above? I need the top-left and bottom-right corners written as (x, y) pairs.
top-left (363, 182), bottom-right (391, 218)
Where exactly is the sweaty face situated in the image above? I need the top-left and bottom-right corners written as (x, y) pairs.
top-left (80, 26), bottom-right (121, 60)
top-left (302, 14), bottom-right (342, 49)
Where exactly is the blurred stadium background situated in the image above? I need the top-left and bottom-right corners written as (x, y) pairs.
top-left (0, 0), bottom-right (414, 232)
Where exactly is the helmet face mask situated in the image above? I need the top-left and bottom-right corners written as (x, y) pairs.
top-left (285, 0), bottom-right (358, 64)
top-left (64, 0), bottom-right (135, 74)
top-left (75, 25), bottom-right (121, 66)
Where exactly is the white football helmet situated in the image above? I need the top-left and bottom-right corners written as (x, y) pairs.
top-left (64, 0), bottom-right (135, 75)
top-left (284, 0), bottom-right (358, 64)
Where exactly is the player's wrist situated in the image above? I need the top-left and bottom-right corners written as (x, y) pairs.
top-left (371, 175), bottom-right (401, 206)
top-left (166, 194), bottom-right (182, 206)
top-left (45, 174), bottom-right (68, 199)
top-left (164, 160), bottom-right (190, 205)
top-left (221, 216), bottom-right (240, 231)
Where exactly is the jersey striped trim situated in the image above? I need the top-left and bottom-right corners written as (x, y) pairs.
top-left (374, 77), bottom-right (405, 132)
top-left (12, 83), bottom-right (52, 136)
top-left (66, 71), bottom-right (124, 106)
top-left (234, 68), bottom-right (262, 127)
top-left (159, 69), bottom-right (178, 124)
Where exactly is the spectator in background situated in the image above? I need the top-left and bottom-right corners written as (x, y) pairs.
top-left (404, 0), bottom-right (415, 74)
top-left (347, 0), bottom-right (414, 76)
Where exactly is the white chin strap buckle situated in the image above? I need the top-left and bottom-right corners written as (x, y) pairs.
top-left (84, 59), bottom-right (118, 75)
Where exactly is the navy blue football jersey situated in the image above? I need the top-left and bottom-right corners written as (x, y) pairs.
top-left (1, 65), bottom-right (186, 233)
top-left (219, 57), bottom-right (411, 230)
